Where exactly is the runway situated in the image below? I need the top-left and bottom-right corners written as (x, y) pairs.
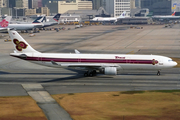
top-left (0, 64), bottom-right (180, 95)
top-left (0, 24), bottom-right (180, 119)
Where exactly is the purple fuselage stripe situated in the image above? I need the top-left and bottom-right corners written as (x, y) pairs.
top-left (12, 55), bottom-right (155, 65)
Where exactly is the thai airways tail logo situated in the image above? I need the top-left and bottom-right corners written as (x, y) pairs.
top-left (0, 19), bottom-right (9, 28)
top-left (13, 39), bottom-right (28, 51)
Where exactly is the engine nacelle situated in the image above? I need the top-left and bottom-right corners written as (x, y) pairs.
top-left (104, 67), bottom-right (117, 75)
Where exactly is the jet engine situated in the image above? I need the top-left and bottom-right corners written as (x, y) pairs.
top-left (104, 67), bottom-right (117, 75)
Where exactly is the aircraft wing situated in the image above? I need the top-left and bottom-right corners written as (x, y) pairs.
top-left (0, 28), bottom-right (14, 32)
top-left (0, 28), bottom-right (8, 31)
top-left (51, 61), bottom-right (119, 68)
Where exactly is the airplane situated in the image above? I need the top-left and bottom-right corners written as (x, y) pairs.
top-left (152, 11), bottom-right (180, 19)
top-left (91, 11), bottom-right (127, 22)
top-left (8, 29), bottom-right (177, 77)
top-left (0, 16), bottom-right (12, 32)
top-left (32, 14), bottom-right (61, 27)
top-left (0, 16), bottom-right (44, 31)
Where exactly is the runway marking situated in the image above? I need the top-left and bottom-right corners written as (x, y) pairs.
top-left (126, 51), bottom-right (135, 54)
top-left (22, 84), bottom-right (72, 120)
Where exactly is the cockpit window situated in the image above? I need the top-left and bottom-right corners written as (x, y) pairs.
top-left (168, 59), bottom-right (173, 62)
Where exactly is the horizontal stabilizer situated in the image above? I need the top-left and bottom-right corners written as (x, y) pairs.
top-left (75, 49), bottom-right (80, 54)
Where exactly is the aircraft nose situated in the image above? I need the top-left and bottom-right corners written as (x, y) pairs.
top-left (173, 61), bottom-right (178, 67)
top-left (164, 61), bottom-right (177, 68)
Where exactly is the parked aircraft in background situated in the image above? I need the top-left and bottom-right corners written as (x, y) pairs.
top-left (33, 14), bottom-right (61, 27)
top-left (152, 11), bottom-right (180, 19)
top-left (91, 11), bottom-right (127, 22)
top-left (8, 29), bottom-right (177, 77)
top-left (0, 16), bottom-right (43, 31)
top-left (0, 16), bottom-right (12, 31)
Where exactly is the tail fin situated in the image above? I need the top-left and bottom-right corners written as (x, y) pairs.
top-left (172, 11), bottom-right (176, 16)
top-left (120, 11), bottom-right (126, 17)
top-left (32, 16), bottom-right (46, 23)
top-left (53, 14), bottom-right (61, 22)
top-left (4, 16), bottom-right (12, 22)
top-left (8, 30), bottom-right (40, 53)
top-left (0, 16), bottom-right (11, 28)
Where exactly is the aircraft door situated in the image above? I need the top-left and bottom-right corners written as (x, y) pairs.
top-left (78, 56), bottom-right (81, 63)
top-left (158, 59), bottom-right (163, 66)
top-left (38, 54), bottom-right (42, 62)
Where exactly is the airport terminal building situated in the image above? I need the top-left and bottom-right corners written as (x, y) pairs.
top-left (141, 0), bottom-right (180, 15)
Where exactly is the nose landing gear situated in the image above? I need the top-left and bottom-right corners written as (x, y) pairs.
top-left (157, 70), bottom-right (161, 76)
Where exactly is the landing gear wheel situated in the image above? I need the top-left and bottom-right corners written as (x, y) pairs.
top-left (157, 70), bottom-right (160, 76)
top-left (84, 72), bottom-right (88, 77)
top-left (89, 72), bottom-right (93, 77)
top-left (92, 70), bottom-right (97, 76)
top-left (84, 70), bottom-right (97, 77)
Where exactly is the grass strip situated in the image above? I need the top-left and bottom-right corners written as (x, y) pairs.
top-left (0, 96), bottom-right (47, 120)
top-left (52, 90), bottom-right (180, 120)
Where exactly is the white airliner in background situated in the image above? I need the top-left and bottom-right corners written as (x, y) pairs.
top-left (152, 11), bottom-right (180, 19)
top-left (32, 14), bottom-right (61, 27)
top-left (8, 30), bottom-right (177, 77)
top-left (91, 11), bottom-right (127, 22)
top-left (0, 16), bottom-right (43, 31)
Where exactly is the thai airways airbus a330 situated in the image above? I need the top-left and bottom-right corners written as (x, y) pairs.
top-left (8, 30), bottom-right (177, 77)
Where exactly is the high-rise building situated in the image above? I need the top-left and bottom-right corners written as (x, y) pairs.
top-left (77, 0), bottom-right (92, 10)
top-left (131, 0), bottom-right (136, 9)
top-left (16, 0), bottom-right (28, 8)
top-left (28, 0), bottom-right (42, 9)
top-left (114, 0), bottom-right (131, 17)
top-left (135, 0), bottom-right (140, 8)
top-left (28, 0), bottom-right (33, 8)
top-left (92, 0), bottom-right (103, 10)
top-left (0, 0), bottom-right (7, 7)
top-left (33, 0), bottom-right (39, 8)
top-left (37, 0), bottom-right (42, 7)
top-left (36, 7), bottom-right (49, 15)
top-left (8, 0), bottom-right (16, 8)
top-left (141, 0), bottom-right (180, 15)
top-left (47, 0), bottom-right (92, 14)
top-left (103, 0), bottom-right (114, 16)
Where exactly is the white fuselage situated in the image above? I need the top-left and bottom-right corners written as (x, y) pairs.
top-left (8, 29), bottom-right (177, 76)
top-left (7, 23), bottom-right (43, 30)
top-left (152, 16), bottom-right (180, 19)
top-left (10, 52), bottom-right (177, 71)
top-left (92, 17), bottom-right (118, 22)
top-left (91, 16), bottom-right (126, 22)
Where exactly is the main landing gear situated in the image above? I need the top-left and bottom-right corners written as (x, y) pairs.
top-left (84, 70), bottom-right (97, 77)
top-left (157, 70), bottom-right (160, 76)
